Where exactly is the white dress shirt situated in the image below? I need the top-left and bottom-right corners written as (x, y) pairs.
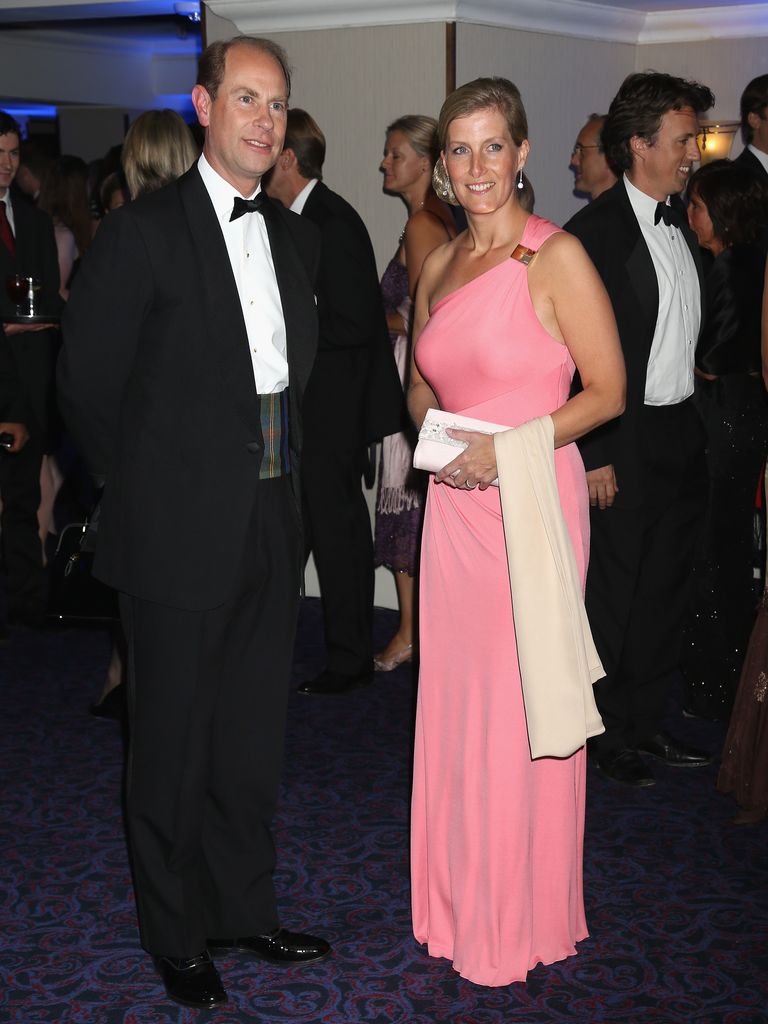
top-left (623, 175), bottom-right (700, 406)
top-left (289, 178), bottom-right (319, 215)
top-left (747, 144), bottom-right (768, 176)
top-left (197, 153), bottom-right (288, 394)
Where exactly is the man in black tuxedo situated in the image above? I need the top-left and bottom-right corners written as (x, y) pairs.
top-left (566, 72), bottom-right (714, 787)
top-left (734, 74), bottom-right (768, 179)
top-left (266, 109), bottom-right (403, 695)
top-left (0, 111), bottom-right (61, 629)
top-left (58, 38), bottom-right (330, 1009)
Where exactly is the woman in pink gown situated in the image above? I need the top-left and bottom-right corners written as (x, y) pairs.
top-left (408, 79), bottom-right (626, 986)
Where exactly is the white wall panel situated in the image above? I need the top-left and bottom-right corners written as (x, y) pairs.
top-left (456, 23), bottom-right (636, 227)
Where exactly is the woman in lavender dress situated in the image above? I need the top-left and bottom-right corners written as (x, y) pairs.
top-left (374, 116), bottom-right (456, 671)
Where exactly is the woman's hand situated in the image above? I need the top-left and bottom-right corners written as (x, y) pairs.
top-left (435, 428), bottom-right (497, 490)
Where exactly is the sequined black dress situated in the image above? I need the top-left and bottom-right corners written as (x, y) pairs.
top-left (682, 243), bottom-right (768, 719)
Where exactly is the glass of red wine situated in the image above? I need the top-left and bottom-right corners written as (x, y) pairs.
top-left (6, 275), bottom-right (41, 317)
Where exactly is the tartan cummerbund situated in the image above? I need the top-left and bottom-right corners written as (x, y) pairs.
top-left (258, 389), bottom-right (290, 479)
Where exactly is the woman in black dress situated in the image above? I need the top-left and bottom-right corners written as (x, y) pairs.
top-left (682, 159), bottom-right (768, 719)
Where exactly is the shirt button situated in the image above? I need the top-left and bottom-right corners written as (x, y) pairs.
top-left (250, 300), bottom-right (254, 305)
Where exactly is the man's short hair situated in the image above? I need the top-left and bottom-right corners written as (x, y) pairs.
top-left (583, 113), bottom-right (606, 150)
top-left (601, 72), bottom-right (714, 176)
top-left (197, 36), bottom-right (292, 101)
top-left (740, 74), bottom-right (768, 143)
top-left (0, 110), bottom-right (21, 139)
top-left (284, 109), bottom-right (325, 181)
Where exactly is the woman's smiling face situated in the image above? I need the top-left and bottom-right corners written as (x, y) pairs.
top-left (443, 106), bottom-right (529, 214)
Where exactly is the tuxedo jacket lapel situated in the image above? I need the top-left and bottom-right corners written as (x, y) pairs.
top-left (178, 168), bottom-right (262, 439)
top-left (261, 197), bottom-right (317, 452)
top-left (611, 183), bottom-right (659, 357)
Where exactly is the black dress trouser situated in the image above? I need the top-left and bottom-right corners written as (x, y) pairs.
top-left (301, 443), bottom-right (374, 675)
top-left (586, 400), bottom-right (708, 754)
top-left (120, 476), bottom-right (301, 957)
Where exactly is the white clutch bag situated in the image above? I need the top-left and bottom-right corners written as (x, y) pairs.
top-left (413, 408), bottom-right (511, 487)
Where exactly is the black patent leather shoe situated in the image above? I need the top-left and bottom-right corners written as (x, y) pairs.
top-left (155, 951), bottom-right (226, 1009)
top-left (635, 731), bottom-right (712, 767)
top-left (297, 668), bottom-right (373, 696)
top-left (596, 748), bottom-right (655, 787)
top-left (207, 928), bottom-right (331, 964)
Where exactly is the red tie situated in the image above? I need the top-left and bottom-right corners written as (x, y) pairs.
top-left (0, 199), bottom-right (16, 257)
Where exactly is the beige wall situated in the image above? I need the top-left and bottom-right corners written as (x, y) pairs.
top-left (637, 38), bottom-right (768, 159)
top-left (456, 24), bottom-right (636, 227)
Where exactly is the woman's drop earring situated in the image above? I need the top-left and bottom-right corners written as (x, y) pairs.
top-left (517, 169), bottom-right (524, 190)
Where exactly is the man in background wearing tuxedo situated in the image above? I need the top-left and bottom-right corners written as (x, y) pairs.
top-left (735, 74), bottom-right (768, 179)
top-left (58, 38), bottom-right (329, 1009)
top-left (566, 72), bottom-right (714, 788)
top-left (266, 108), bottom-right (403, 696)
top-left (0, 110), bottom-right (61, 631)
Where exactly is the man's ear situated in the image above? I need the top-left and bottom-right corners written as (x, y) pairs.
top-left (191, 84), bottom-right (211, 128)
top-left (630, 134), bottom-right (648, 155)
top-left (281, 147), bottom-right (296, 170)
top-left (747, 110), bottom-right (761, 134)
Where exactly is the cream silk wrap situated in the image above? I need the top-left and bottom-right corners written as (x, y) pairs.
top-left (494, 414), bottom-right (605, 759)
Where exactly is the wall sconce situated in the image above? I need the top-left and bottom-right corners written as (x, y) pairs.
top-left (696, 121), bottom-right (741, 164)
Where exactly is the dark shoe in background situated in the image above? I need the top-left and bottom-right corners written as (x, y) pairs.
top-left (298, 668), bottom-right (373, 696)
top-left (635, 731), bottom-right (712, 767)
top-left (90, 683), bottom-right (126, 721)
top-left (596, 748), bottom-right (655, 787)
top-left (155, 952), bottom-right (226, 1009)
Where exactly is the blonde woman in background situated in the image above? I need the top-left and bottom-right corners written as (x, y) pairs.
top-left (374, 115), bottom-right (456, 671)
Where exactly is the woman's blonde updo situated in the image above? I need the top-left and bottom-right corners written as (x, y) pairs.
top-left (386, 114), bottom-right (440, 169)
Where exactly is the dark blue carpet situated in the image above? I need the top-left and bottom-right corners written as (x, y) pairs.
top-left (1, 599), bottom-right (766, 1023)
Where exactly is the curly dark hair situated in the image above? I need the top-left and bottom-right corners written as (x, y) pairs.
top-left (740, 74), bottom-right (768, 144)
top-left (687, 159), bottom-right (768, 246)
top-left (0, 110), bottom-right (21, 138)
top-left (601, 71), bottom-right (714, 176)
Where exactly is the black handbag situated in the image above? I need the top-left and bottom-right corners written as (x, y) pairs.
top-left (48, 507), bottom-right (119, 622)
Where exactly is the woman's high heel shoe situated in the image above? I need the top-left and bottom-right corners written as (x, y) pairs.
top-left (373, 643), bottom-right (413, 672)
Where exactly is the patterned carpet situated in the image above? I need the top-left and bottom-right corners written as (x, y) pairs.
top-left (1, 599), bottom-right (766, 1024)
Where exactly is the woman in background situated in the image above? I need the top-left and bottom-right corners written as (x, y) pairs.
top-left (374, 115), bottom-right (456, 671)
top-left (36, 156), bottom-right (94, 556)
top-left (682, 159), bottom-right (768, 720)
top-left (718, 251), bottom-right (768, 825)
top-left (91, 109), bottom-right (199, 720)
top-left (38, 155), bottom-right (93, 299)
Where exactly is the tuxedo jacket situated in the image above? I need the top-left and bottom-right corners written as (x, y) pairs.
top-left (58, 166), bottom-right (319, 611)
top-left (565, 179), bottom-right (704, 508)
top-left (0, 191), bottom-right (61, 433)
top-left (299, 180), bottom-right (403, 448)
top-left (734, 145), bottom-right (768, 178)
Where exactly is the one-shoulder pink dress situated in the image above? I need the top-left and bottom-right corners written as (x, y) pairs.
top-left (411, 216), bottom-right (590, 986)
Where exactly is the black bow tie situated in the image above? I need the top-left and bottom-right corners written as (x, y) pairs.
top-left (230, 193), bottom-right (270, 221)
top-left (654, 201), bottom-right (683, 229)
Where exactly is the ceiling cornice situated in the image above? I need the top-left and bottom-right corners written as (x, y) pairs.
top-left (205, 0), bottom-right (768, 43)
top-left (639, 4), bottom-right (768, 43)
